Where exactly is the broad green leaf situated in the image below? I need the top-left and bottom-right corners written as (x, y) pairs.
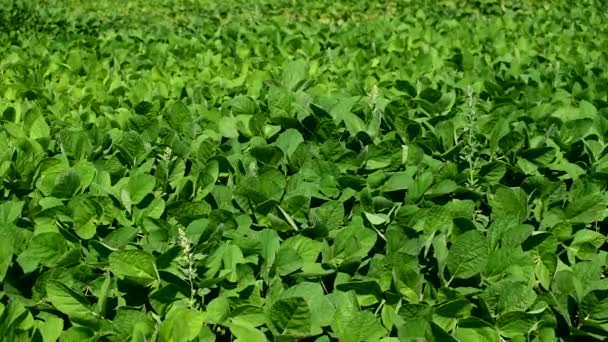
top-left (0, 200), bottom-right (24, 224)
top-left (109, 250), bottom-right (158, 287)
top-left (165, 101), bottom-right (192, 134)
top-left (0, 300), bottom-right (33, 339)
top-left (331, 216), bottom-right (377, 266)
top-left (382, 172), bottom-right (413, 192)
top-left (275, 129), bottom-right (304, 161)
top-left (497, 282), bottom-right (537, 314)
top-left (30, 116), bottom-right (51, 139)
top-left (52, 170), bottom-right (80, 199)
top-left (569, 229), bottom-right (606, 261)
top-left (228, 321), bottom-right (269, 342)
top-left (332, 295), bottom-right (387, 342)
top-left (46, 281), bottom-right (95, 321)
top-left (364, 212), bottom-right (389, 225)
top-left (112, 309), bottom-right (155, 338)
top-left (35, 313), bottom-right (64, 342)
top-left (59, 327), bottom-right (95, 341)
top-left (454, 318), bottom-right (499, 342)
top-left (489, 186), bottom-right (528, 223)
top-left (219, 116), bottom-right (239, 138)
top-left (397, 319), bottom-right (432, 341)
top-left (447, 230), bottom-right (488, 279)
top-left (251, 145), bottom-right (284, 165)
top-left (269, 297), bottom-right (312, 336)
top-left (330, 97), bottom-right (364, 136)
top-left (72, 160), bottom-right (97, 192)
top-left (481, 280), bottom-right (538, 316)
top-left (484, 247), bottom-right (535, 283)
top-left (311, 200), bottom-right (344, 232)
top-left (582, 289), bottom-right (608, 321)
top-left (497, 312), bottom-right (537, 339)
top-left (0, 239), bottom-right (13, 282)
top-left (230, 305), bottom-right (266, 327)
top-left (16, 233), bottom-right (67, 274)
top-left (68, 195), bottom-right (101, 240)
top-left (534, 251), bottom-right (557, 290)
top-left (159, 307), bottom-right (206, 342)
top-left (281, 282), bottom-right (335, 330)
top-left (205, 296), bottom-right (230, 325)
top-left (282, 59), bottom-right (308, 90)
top-left (229, 95), bottom-right (258, 115)
top-left (407, 170), bottom-right (433, 203)
top-left (268, 86), bottom-right (295, 119)
top-left (127, 174), bottom-right (156, 205)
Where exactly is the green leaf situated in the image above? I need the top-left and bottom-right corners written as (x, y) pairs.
top-left (0, 239), bottom-right (13, 282)
top-left (282, 59), bottom-right (308, 90)
top-left (268, 86), bottom-right (295, 119)
top-left (330, 96), bottom-right (363, 136)
top-left (364, 212), bottom-right (389, 225)
top-left (0, 300), bottom-right (33, 340)
top-left (127, 174), bottom-right (156, 205)
top-left (490, 222), bottom-right (533, 250)
top-left (407, 170), bottom-right (433, 203)
top-left (95, 272), bottom-right (112, 317)
top-left (68, 195), bottom-right (101, 240)
top-left (165, 101), bottom-right (192, 134)
top-left (230, 305), bottom-right (266, 327)
top-left (454, 317), bottom-right (499, 342)
top-left (281, 282), bottom-right (335, 330)
top-left (219, 116), bottom-right (240, 138)
top-left (331, 216), bottom-right (377, 266)
top-left (52, 170), bottom-right (80, 198)
top-left (113, 309), bottom-right (155, 338)
top-left (159, 307), bottom-right (206, 342)
top-left (481, 280), bottom-right (538, 317)
top-left (16, 233), bottom-right (67, 273)
top-left (275, 129), bottom-right (304, 161)
top-left (497, 282), bottom-right (537, 314)
top-left (447, 230), bottom-right (488, 279)
top-left (251, 145), bottom-right (284, 165)
top-left (337, 280), bottom-right (383, 302)
top-left (229, 95), bottom-right (258, 115)
top-left (312, 200), bottom-right (344, 232)
top-left (205, 296), bottom-right (230, 324)
top-left (236, 169), bottom-right (285, 207)
top-left (228, 321), bottom-right (269, 342)
top-left (275, 246), bottom-right (303, 276)
top-left (382, 172), bottom-right (413, 192)
top-left (396, 318), bottom-right (429, 340)
top-left (109, 250), bottom-right (158, 287)
top-left (0, 224), bottom-right (31, 256)
top-left (0, 200), bottom-right (24, 224)
top-left (46, 280), bottom-right (96, 321)
top-left (582, 289), bottom-right (608, 321)
top-left (59, 327), bottom-right (95, 342)
top-left (489, 187), bottom-right (528, 223)
top-left (484, 247), bottom-right (534, 283)
top-left (104, 227), bottom-right (139, 248)
top-left (269, 297), bottom-right (312, 336)
top-left (332, 296), bottom-right (387, 342)
top-left (569, 229), bottom-right (606, 261)
top-left (497, 312), bottom-right (536, 339)
top-left (30, 116), bottom-right (51, 139)
top-left (35, 313), bottom-right (64, 342)
top-left (398, 319), bottom-right (458, 342)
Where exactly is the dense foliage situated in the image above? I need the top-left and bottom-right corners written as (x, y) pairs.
top-left (1, 0), bottom-right (608, 340)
